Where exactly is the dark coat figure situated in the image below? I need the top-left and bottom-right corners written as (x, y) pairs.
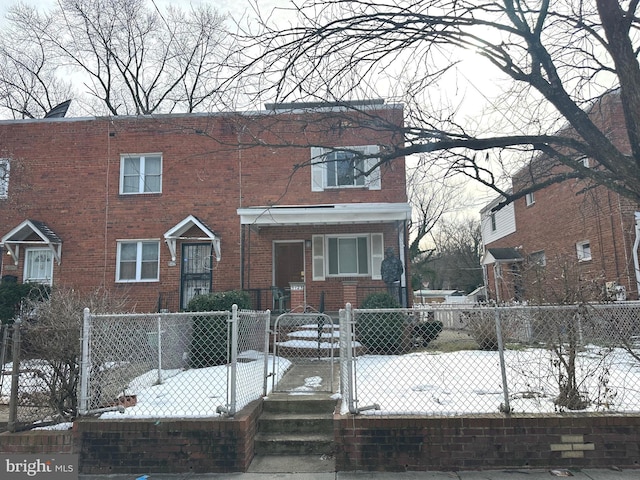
top-left (381, 248), bottom-right (403, 302)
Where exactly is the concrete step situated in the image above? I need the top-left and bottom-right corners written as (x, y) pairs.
top-left (247, 454), bottom-right (335, 473)
top-left (254, 432), bottom-right (335, 455)
top-left (263, 394), bottom-right (338, 414)
top-left (258, 412), bottom-right (333, 435)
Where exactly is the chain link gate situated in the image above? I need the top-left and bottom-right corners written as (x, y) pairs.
top-left (270, 312), bottom-right (337, 393)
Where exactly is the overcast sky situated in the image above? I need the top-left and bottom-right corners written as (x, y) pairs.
top-left (0, 0), bottom-right (289, 25)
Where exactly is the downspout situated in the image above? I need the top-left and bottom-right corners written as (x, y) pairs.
top-left (632, 212), bottom-right (640, 298)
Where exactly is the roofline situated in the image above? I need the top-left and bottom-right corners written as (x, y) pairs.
top-left (0, 101), bottom-right (404, 126)
top-left (237, 202), bottom-right (412, 226)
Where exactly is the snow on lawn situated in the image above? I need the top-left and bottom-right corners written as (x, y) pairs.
top-left (100, 352), bottom-right (290, 419)
top-left (347, 345), bottom-right (640, 415)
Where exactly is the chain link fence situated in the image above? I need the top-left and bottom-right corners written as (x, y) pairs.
top-left (341, 303), bottom-right (640, 416)
top-left (270, 313), bottom-right (337, 393)
top-left (1, 319), bottom-right (74, 431)
top-left (78, 306), bottom-right (271, 418)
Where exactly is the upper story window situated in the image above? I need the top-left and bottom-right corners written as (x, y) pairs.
top-left (24, 248), bottom-right (53, 285)
top-left (525, 192), bottom-right (535, 206)
top-left (0, 159), bottom-right (9, 198)
top-left (311, 146), bottom-right (381, 191)
top-left (490, 213), bottom-right (497, 232)
top-left (120, 154), bottom-right (162, 194)
top-left (116, 240), bottom-right (160, 282)
top-left (576, 240), bottom-right (591, 262)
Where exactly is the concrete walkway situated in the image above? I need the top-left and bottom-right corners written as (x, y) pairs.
top-left (78, 468), bottom-right (639, 480)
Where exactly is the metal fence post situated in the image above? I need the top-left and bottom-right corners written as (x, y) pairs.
top-left (156, 315), bottom-right (163, 385)
top-left (495, 308), bottom-right (511, 414)
top-left (262, 309), bottom-right (271, 397)
top-left (229, 305), bottom-right (238, 416)
top-left (8, 318), bottom-right (21, 432)
top-left (78, 308), bottom-right (91, 415)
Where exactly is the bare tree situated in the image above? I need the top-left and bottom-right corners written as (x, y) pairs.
top-left (0, 0), bottom-right (228, 117)
top-left (422, 217), bottom-right (483, 292)
top-left (235, 0), bottom-right (640, 209)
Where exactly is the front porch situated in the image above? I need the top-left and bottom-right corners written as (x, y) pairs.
top-left (156, 284), bottom-right (410, 314)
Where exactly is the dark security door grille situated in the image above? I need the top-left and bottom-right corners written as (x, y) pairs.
top-left (181, 243), bottom-right (213, 310)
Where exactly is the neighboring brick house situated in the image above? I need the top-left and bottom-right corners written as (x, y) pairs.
top-left (480, 94), bottom-right (640, 303)
top-left (0, 101), bottom-right (411, 313)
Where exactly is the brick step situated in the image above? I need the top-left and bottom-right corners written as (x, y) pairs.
top-left (257, 412), bottom-right (333, 435)
top-left (254, 432), bottom-right (334, 455)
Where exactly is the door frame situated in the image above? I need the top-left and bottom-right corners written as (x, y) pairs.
top-left (273, 240), bottom-right (306, 303)
top-left (180, 242), bottom-right (213, 310)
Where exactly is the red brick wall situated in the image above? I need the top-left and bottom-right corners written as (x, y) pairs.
top-left (0, 108), bottom-right (407, 312)
top-left (334, 414), bottom-right (640, 471)
top-left (3, 410), bottom-right (639, 473)
top-left (0, 430), bottom-right (76, 455)
top-left (75, 399), bottom-right (262, 474)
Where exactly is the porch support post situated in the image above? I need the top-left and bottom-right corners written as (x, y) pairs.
top-left (342, 281), bottom-right (358, 307)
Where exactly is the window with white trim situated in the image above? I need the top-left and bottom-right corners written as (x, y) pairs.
top-left (116, 240), bottom-right (160, 282)
top-left (525, 192), bottom-right (535, 206)
top-left (576, 241), bottom-right (591, 262)
top-left (311, 146), bottom-right (381, 191)
top-left (312, 233), bottom-right (384, 280)
top-left (0, 159), bottom-right (9, 198)
top-left (24, 248), bottom-right (53, 285)
top-left (490, 213), bottom-right (496, 232)
top-left (120, 154), bottom-right (162, 194)
top-left (528, 250), bottom-right (546, 267)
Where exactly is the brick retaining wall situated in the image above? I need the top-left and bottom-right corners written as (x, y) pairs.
top-left (334, 414), bottom-right (640, 471)
top-left (2, 408), bottom-right (640, 473)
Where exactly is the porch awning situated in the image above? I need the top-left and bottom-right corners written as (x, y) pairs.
top-left (237, 202), bottom-right (412, 226)
top-left (164, 215), bottom-right (221, 263)
top-left (481, 247), bottom-right (524, 266)
top-left (1, 219), bottom-right (63, 265)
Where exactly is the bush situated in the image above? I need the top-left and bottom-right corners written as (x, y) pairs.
top-left (0, 282), bottom-right (50, 324)
top-left (357, 292), bottom-right (405, 354)
top-left (412, 320), bottom-right (443, 346)
top-left (465, 311), bottom-right (499, 350)
top-left (186, 291), bottom-right (251, 368)
top-left (186, 290), bottom-right (251, 312)
top-left (20, 287), bottom-right (127, 421)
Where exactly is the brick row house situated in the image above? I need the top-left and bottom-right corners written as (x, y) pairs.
top-left (480, 94), bottom-right (640, 303)
top-left (0, 101), bottom-right (411, 313)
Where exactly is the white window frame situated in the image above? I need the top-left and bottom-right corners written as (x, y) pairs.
top-left (525, 192), bottom-right (535, 206)
top-left (312, 233), bottom-right (384, 280)
top-left (576, 240), bottom-right (592, 262)
top-left (490, 213), bottom-right (497, 232)
top-left (528, 250), bottom-right (546, 267)
top-left (116, 240), bottom-right (160, 282)
top-left (311, 145), bottom-right (381, 191)
top-left (0, 159), bottom-right (9, 198)
top-left (24, 247), bottom-right (53, 285)
top-left (120, 154), bottom-right (162, 194)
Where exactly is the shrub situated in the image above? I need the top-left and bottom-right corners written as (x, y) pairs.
top-left (186, 291), bottom-right (251, 368)
top-left (357, 292), bottom-right (405, 354)
top-left (412, 320), bottom-right (443, 346)
top-left (20, 287), bottom-right (127, 421)
top-left (465, 310), bottom-right (499, 350)
top-left (0, 282), bottom-right (50, 324)
top-left (186, 290), bottom-right (251, 312)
